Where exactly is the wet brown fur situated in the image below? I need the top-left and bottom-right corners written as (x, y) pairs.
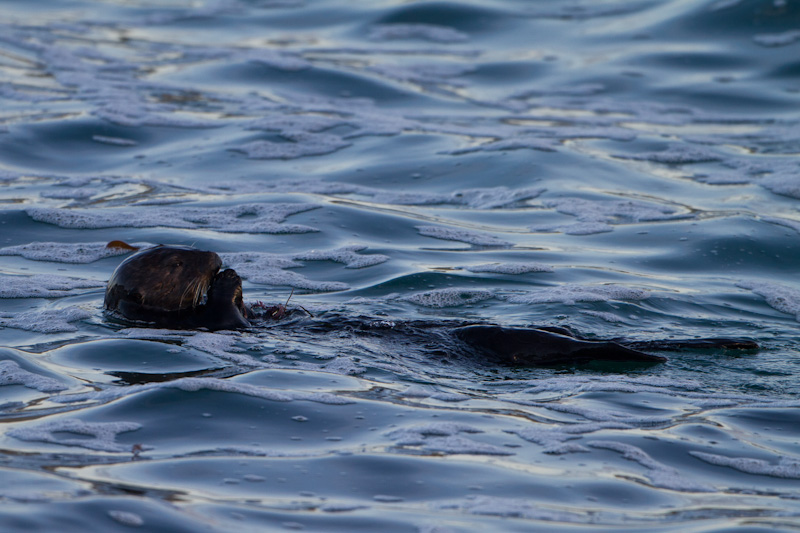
top-left (104, 245), bottom-right (248, 330)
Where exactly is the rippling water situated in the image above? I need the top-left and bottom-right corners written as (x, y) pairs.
top-left (2, 0), bottom-right (800, 531)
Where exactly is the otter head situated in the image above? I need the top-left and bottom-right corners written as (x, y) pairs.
top-left (105, 245), bottom-right (222, 313)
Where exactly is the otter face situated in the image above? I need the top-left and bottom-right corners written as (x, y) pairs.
top-left (105, 245), bottom-right (222, 312)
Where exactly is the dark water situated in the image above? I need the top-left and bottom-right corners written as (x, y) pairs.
top-left (2, 0), bottom-right (800, 531)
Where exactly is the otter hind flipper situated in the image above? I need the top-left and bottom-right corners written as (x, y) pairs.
top-left (623, 337), bottom-right (759, 352)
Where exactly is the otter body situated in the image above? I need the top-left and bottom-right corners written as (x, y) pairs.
top-left (452, 325), bottom-right (667, 365)
top-left (104, 245), bottom-right (757, 365)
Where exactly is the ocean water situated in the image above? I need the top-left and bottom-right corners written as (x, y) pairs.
top-left (2, 0), bottom-right (800, 530)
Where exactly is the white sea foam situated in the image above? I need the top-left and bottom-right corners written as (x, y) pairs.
top-left (0, 20), bottom-right (677, 172)
top-left (368, 23), bottom-right (469, 43)
top-left (448, 136), bottom-right (558, 155)
top-left (513, 375), bottom-right (703, 396)
top-left (0, 242), bottom-right (146, 263)
top-left (753, 29), bottom-right (800, 47)
top-left (247, 114), bottom-right (344, 135)
top-left (369, 62), bottom-right (474, 88)
top-left (546, 198), bottom-right (683, 222)
top-left (40, 187), bottom-right (101, 200)
top-left (400, 385), bottom-right (469, 402)
top-left (108, 511), bottom-right (144, 527)
top-left (0, 360), bottom-right (68, 392)
top-left (220, 252), bottom-right (350, 291)
top-left (0, 274), bottom-right (103, 298)
top-left (465, 263), bottom-right (554, 274)
top-left (690, 452), bottom-right (800, 479)
top-left (317, 356), bottom-right (368, 376)
top-left (183, 332), bottom-right (257, 365)
top-left (244, 266), bottom-right (349, 291)
top-left (588, 441), bottom-right (715, 492)
top-left (759, 172), bottom-right (800, 199)
top-left (416, 226), bottom-right (512, 247)
top-left (737, 280), bottom-right (800, 320)
top-left (27, 204), bottom-right (319, 234)
top-left (233, 134), bottom-right (352, 160)
top-left (220, 251), bottom-right (302, 271)
top-left (293, 245), bottom-right (390, 269)
top-left (403, 288), bottom-right (494, 308)
top-left (222, 178), bottom-right (543, 209)
top-left (616, 145), bottom-right (722, 164)
top-left (581, 310), bottom-right (624, 322)
top-left (509, 421), bottom-right (632, 455)
top-left (506, 284), bottom-right (650, 305)
top-left (520, 401), bottom-right (671, 427)
top-left (452, 187), bottom-right (546, 209)
top-left (7, 419), bottom-right (142, 453)
top-left (0, 306), bottom-right (94, 333)
top-left (434, 496), bottom-right (586, 522)
top-left (91, 135), bottom-right (137, 146)
top-left (537, 221), bottom-right (614, 236)
top-left (0, 14), bottom-right (763, 173)
top-left (689, 170), bottom-right (753, 185)
top-left (536, 197), bottom-right (686, 235)
top-left (386, 422), bottom-right (513, 456)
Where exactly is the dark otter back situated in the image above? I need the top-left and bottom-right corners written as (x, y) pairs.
top-left (453, 325), bottom-right (667, 365)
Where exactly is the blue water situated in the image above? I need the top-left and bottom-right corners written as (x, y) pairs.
top-left (2, 0), bottom-right (800, 530)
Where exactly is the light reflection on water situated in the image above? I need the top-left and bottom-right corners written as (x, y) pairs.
top-left (2, 0), bottom-right (800, 531)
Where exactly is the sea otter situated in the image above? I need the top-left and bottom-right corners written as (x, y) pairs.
top-left (104, 245), bottom-right (248, 331)
top-left (104, 245), bottom-right (757, 366)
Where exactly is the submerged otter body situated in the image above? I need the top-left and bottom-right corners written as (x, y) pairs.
top-left (104, 245), bottom-right (249, 331)
top-left (104, 245), bottom-right (757, 366)
top-left (452, 325), bottom-right (667, 365)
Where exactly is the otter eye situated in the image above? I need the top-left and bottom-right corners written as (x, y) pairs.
top-left (174, 261), bottom-right (183, 267)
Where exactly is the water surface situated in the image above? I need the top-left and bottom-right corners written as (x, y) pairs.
top-left (2, 0), bottom-right (800, 531)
